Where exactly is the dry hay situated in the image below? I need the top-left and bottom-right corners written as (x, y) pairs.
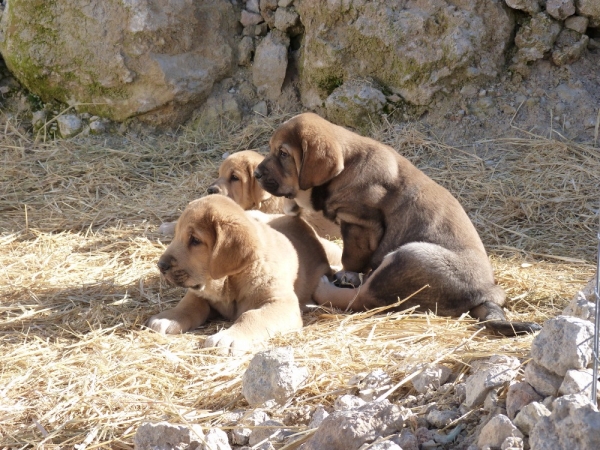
top-left (0, 109), bottom-right (597, 448)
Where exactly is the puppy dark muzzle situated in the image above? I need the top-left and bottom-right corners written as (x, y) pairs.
top-left (207, 185), bottom-right (220, 194)
top-left (157, 255), bottom-right (174, 274)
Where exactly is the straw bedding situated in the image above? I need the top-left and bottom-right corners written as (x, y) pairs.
top-left (0, 110), bottom-right (597, 448)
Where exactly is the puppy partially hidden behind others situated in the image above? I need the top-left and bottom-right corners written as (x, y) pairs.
top-left (147, 195), bottom-right (340, 353)
top-left (159, 150), bottom-right (340, 239)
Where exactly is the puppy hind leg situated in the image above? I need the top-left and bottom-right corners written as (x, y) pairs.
top-left (469, 301), bottom-right (541, 336)
top-left (314, 276), bottom-right (378, 311)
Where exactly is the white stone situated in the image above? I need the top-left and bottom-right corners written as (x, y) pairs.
top-left (204, 428), bottom-right (232, 450)
top-left (411, 364), bottom-right (453, 394)
top-left (564, 290), bottom-right (596, 321)
top-left (464, 356), bottom-right (520, 408)
top-left (559, 369), bottom-right (600, 397)
top-left (241, 347), bottom-right (308, 406)
top-left (240, 10), bottom-right (264, 27)
top-left (247, 0), bottom-right (260, 14)
top-left (133, 422), bottom-right (205, 450)
top-left (426, 409), bottom-right (459, 428)
top-left (300, 401), bottom-right (404, 450)
top-left (477, 414), bottom-right (524, 449)
top-left (273, 7), bottom-right (299, 32)
top-left (57, 114), bottom-right (82, 138)
top-left (248, 420), bottom-right (287, 446)
top-left (334, 394), bottom-right (367, 411)
top-left (565, 15), bottom-right (589, 33)
top-left (252, 31), bottom-right (289, 101)
top-left (358, 370), bottom-right (392, 401)
top-left (505, 0), bottom-right (540, 14)
top-left (524, 361), bottom-right (563, 397)
top-left (232, 410), bottom-right (270, 446)
top-left (529, 394), bottom-right (600, 450)
top-left (514, 401), bottom-right (551, 436)
top-left (308, 406), bottom-right (329, 428)
top-left (530, 315), bottom-right (595, 377)
top-left (546, 0), bottom-right (576, 20)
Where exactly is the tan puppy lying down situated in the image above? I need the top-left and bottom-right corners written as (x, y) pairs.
top-left (159, 150), bottom-right (340, 239)
top-left (254, 112), bottom-right (541, 336)
top-left (147, 195), bottom-right (339, 352)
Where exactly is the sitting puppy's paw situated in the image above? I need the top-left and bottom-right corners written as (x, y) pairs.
top-left (315, 275), bottom-right (339, 305)
top-left (204, 329), bottom-right (252, 355)
top-left (146, 314), bottom-right (187, 334)
top-left (333, 270), bottom-right (363, 288)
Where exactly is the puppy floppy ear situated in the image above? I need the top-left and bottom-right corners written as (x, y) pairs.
top-left (209, 218), bottom-right (258, 279)
top-left (298, 127), bottom-right (344, 190)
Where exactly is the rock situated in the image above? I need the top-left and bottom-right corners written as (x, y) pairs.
top-left (255, 22), bottom-right (269, 36)
top-left (259, 0), bottom-right (278, 27)
top-left (530, 315), bottom-right (595, 377)
top-left (252, 100), bottom-right (268, 116)
top-left (0, 0), bottom-right (236, 126)
top-left (410, 364), bottom-right (453, 394)
top-left (278, 0), bottom-right (294, 7)
top-left (232, 410), bottom-right (270, 446)
top-left (297, 0), bottom-right (514, 107)
top-left (565, 15), bottom-right (589, 33)
top-left (247, 0), bottom-right (261, 14)
top-left (89, 118), bottom-right (107, 135)
top-left (426, 408), bottom-right (459, 428)
top-left (308, 406), bottom-right (329, 428)
top-left (501, 436), bottom-right (524, 450)
top-left (366, 442), bottom-right (402, 450)
top-left (241, 347), bottom-right (308, 406)
top-left (477, 414), bottom-right (524, 449)
top-left (546, 0), bottom-right (576, 20)
top-left (505, 0), bottom-right (541, 14)
top-left (576, 0), bottom-right (600, 27)
top-left (559, 369), bottom-right (599, 397)
top-left (133, 422), bottom-right (205, 450)
top-left (524, 360), bottom-right (563, 397)
top-left (192, 92), bottom-right (242, 133)
top-left (529, 394), bottom-right (600, 449)
top-left (238, 36), bottom-right (255, 66)
top-left (507, 381), bottom-right (544, 420)
top-left (334, 394), bottom-right (367, 411)
top-left (552, 29), bottom-right (589, 66)
top-left (241, 10), bottom-right (264, 27)
top-left (248, 419), bottom-right (288, 446)
top-left (464, 355), bottom-right (521, 409)
top-left (31, 110), bottom-right (47, 131)
top-left (252, 30), bottom-right (290, 101)
top-left (564, 289), bottom-right (597, 321)
top-left (299, 400), bottom-right (404, 450)
top-left (513, 12), bottom-right (562, 64)
top-left (204, 428), bottom-right (232, 450)
top-left (392, 429), bottom-right (419, 450)
top-left (56, 114), bottom-right (83, 138)
top-left (514, 401), bottom-right (552, 436)
top-left (273, 7), bottom-right (299, 33)
top-left (357, 370), bottom-right (392, 402)
top-left (324, 80), bottom-right (386, 129)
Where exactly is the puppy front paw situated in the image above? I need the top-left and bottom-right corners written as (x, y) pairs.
top-left (204, 329), bottom-right (253, 355)
top-left (146, 314), bottom-right (187, 334)
top-left (333, 270), bottom-right (363, 288)
top-left (314, 275), bottom-right (338, 305)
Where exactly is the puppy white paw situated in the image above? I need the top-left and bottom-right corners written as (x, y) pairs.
top-left (315, 275), bottom-right (338, 305)
top-left (146, 315), bottom-right (185, 334)
top-left (204, 329), bottom-right (251, 355)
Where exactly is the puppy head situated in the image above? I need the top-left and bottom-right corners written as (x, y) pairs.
top-left (157, 196), bottom-right (259, 287)
top-left (254, 113), bottom-right (344, 197)
top-left (207, 150), bottom-right (271, 210)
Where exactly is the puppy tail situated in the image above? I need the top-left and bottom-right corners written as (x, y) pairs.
top-left (469, 301), bottom-right (541, 337)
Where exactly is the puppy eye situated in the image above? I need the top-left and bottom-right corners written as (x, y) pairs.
top-left (230, 174), bottom-right (239, 182)
top-left (189, 235), bottom-right (202, 247)
top-left (279, 148), bottom-right (288, 158)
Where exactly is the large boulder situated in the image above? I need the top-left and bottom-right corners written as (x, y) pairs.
top-left (296, 0), bottom-right (514, 108)
top-left (0, 0), bottom-right (236, 126)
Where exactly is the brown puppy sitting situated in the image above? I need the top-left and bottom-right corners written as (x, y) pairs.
top-left (254, 112), bottom-right (541, 336)
top-left (147, 195), bottom-right (337, 352)
top-left (160, 150), bottom-right (341, 239)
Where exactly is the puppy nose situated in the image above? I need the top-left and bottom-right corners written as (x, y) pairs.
top-left (207, 185), bottom-right (220, 194)
top-left (157, 255), bottom-right (173, 274)
top-left (253, 169), bottom-right (263, 179)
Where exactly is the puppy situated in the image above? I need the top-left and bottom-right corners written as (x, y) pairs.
top-left (160, 150), bottom-right (341, 239)
top-left (147, 195), bottom-right (337, 352)
top-left (254, 112), bottom-right (541, 336)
